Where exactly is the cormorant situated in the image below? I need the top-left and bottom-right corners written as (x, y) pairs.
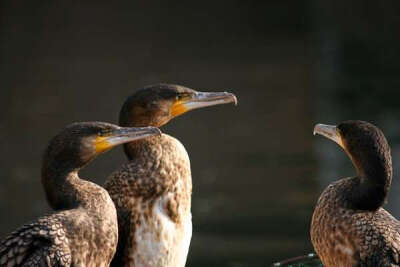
top-left (104, 84), bottom-right (237, 267)
top-left (312, 120), bottom-right (400, 266)
top-left (0, 122), bottom-right (161, 266)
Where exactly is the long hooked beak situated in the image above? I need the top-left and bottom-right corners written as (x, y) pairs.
top-left (95, 126), bottom-right (161, 153)
top-left (313, 123), bottom-right (345, 148)
top-left (171, 91), bottom-right (238, 117)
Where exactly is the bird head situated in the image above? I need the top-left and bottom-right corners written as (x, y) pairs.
top-left (43, 122), bottom-right (161, 172)
top-left (313, 120), bottom-right (392, 184)
top-left (119, 83), bottom-right (237, 127)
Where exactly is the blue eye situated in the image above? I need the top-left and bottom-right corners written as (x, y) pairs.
top-left (98, 128), bottom-right (112, 136)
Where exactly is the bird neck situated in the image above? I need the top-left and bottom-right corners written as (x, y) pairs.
top-left (119, 116), bottom-right (167, 159)
top-left (347, 157), bottom-right (392, 211)
top-left (41, 163), bottom-right (88, 210)
top-left (123, 135), bottom-right (160, 160)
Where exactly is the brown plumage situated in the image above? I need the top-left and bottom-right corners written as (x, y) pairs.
top-left (104, 84), bottom-right (237, 267)
top-left (311, 120), bottom-right (400, 267)
top-left (0, 122), bottom-right (160, 267)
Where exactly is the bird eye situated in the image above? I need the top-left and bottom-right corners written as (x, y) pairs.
top-left (98, 128), bottom-right (112, 136)
top-left (176, 93), bottom-right (189, 101)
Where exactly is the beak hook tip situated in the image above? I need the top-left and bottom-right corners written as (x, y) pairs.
top-left (227, 92), bottom-right (238, 105)
top-left (313, 124), bottom-right (323, 136)
top-left (232, 95), bottom-right (238, 106)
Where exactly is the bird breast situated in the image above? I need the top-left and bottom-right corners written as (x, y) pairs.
top-left (131, 192), bottom-right (192, 267)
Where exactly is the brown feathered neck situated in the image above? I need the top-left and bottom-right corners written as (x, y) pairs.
top-left (41, 123), bottom-right (106, 211)
top-left (338, 121), bottom-right (392, 211)
top-left (41, 151), bottom-right (101, 211)
top-left (122, 135), bottom-right (162, 160)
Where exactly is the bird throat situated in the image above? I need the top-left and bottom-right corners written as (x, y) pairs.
top-left (347, 162), bottom-right (392, 211)
top-left (123, 135), bottom-right (161, 160)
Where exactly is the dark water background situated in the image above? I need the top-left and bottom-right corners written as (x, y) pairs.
top-left (1, 1), bottom-right (400, 266)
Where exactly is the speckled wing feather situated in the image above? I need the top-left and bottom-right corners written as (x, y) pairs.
top-left (355, 208), bottom-right (400, 266)
top-left (0, 214), bottom-right (71, 267)
top-left (311, 179), bottom-right (400, 267)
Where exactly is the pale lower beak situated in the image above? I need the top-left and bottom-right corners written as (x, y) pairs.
top-left (313, 123), bottom-right (344, 148)
top-left (95, 126), bottom-right (161, 153)
top-left (106, 126), bottom-right (162, 146)
top-left (171, 91), bottom-right (237, 117)
top-left (187, 91), bottom-right (238, 108)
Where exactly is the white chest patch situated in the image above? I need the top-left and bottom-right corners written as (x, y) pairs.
top-left (132, 194), bottom-right (192, 267)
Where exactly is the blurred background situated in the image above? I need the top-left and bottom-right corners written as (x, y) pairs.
top-left (1, 1), bottom-right (400, 266)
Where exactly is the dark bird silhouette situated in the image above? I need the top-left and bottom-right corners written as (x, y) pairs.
top-left (311, 120), bottom-right (400, 267)
top-left (104, 84), bottom-right (237, 267)
top-left (0, 122), bottom-right (161, 267)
